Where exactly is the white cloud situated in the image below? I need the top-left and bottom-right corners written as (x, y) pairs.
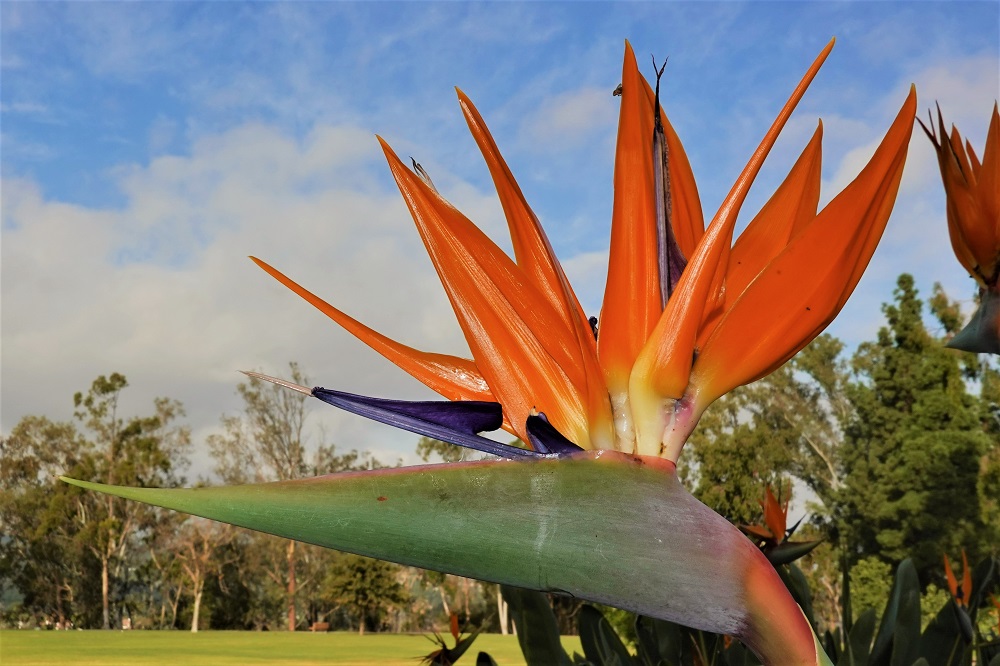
top-left (1, 120), bottom-right (490, 471)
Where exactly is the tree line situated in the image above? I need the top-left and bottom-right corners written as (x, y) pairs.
top-left (0, 364), bottom-right (503, 634)
top-left (1, 274), bottom-right (998, 637)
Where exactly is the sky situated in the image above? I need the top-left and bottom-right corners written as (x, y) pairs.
top-left (2, 1), bottom-right (999, 475)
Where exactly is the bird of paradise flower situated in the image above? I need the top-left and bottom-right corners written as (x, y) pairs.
top-left (920, 104), bottom-right (1000, 354)
top-left (63, 40), bottom-right (916, 665)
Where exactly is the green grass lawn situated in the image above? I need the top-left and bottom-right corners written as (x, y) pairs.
top-left (0, 630), bottom-right (584, 665)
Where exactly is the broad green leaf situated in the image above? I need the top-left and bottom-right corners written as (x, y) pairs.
top-left (476, 652), bottom-right (499, 666)
top-left (62, 451), bottom-right (829, 665)
top-left (501, 585), bottom-right (572, 666)
top-left (578, 605), bottom-right (636, 666)
top-left (635, 615), bottom-right (686, 666)
top-left (837, 608), bottom-right (875, 666)
top-left (870, 559), bottom-right (920, 666)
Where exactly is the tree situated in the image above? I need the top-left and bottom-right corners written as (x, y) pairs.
top-left (0, 375), bottom-right (189, 630)
top-left (0, 416), bottom-right (87, 628)
top-left (838, 275), bottom-right (990, 579)
top-left (69, 374), bottom-right (191, 629)
top-left (322, 554), bottom-right (409, 635)
top-left (208, 362), bottom-right (378, 631)
top-left (170, 517), bottom-right (234, 632)
top-left (416, 437), bottom-right (467, 463)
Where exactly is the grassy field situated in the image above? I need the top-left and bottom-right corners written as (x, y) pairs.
top-left (0, 630), bottom-right (584, 665)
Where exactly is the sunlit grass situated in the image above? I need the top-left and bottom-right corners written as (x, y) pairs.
top-left (1, 629), bottom-right (584, 665)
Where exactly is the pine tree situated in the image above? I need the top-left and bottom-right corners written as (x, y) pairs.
top-left (838, 274), bottom-right (989, 580)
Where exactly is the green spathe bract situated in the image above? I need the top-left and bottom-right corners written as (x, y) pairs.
top-left (61, 450), bottom-right (826, 664)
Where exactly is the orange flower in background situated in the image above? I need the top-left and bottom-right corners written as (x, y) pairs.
top-left (743, 487), bottom-right (790, 545)
top-left (253, 40), bottom-right (917, 463)
top-left (741, 486), bottom-right (821, 566)
top-left (920, 104), bottom-right (1000, 354)
top-left (944, 550), bottom-right (973, 609)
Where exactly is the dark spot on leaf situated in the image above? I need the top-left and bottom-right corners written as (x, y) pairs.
top-left (377, 496), bottom-right (388, 502)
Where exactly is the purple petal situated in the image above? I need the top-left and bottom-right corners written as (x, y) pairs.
top-left (525, 412), bottom-right (584, 455)
top-left (311, 387), bottom-right (539, 459)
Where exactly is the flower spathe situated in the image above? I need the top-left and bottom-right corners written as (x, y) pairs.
top-left (64, 40), bottom-right (917, 666)
top-left (920, 104), bottom-right (1000, 354)
top-left (253, 39), bottom-right (917, 464)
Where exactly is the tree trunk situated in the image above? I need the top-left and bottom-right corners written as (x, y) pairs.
top-left (496, 585), bottom-right (509, 636)
top-left (191, 578), bottom-right (203, 633)
top-left (101, 556), bottom-right (111, 630)
top-left (286, 540), bottom-right (297, 631)
top-left (170, 588), bottom-right (182, 629)
top-left (56, 582), bottom-right (66, 629)
top-left (358, 614), bottom-right (365, 636)
top-left (438, 586), bottom-right (451, 618)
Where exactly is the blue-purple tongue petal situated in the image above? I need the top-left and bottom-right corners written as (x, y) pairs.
top-left (525, 413), bottom-right (585, 455)
top-left (311, 387), bottom-right (538, 459)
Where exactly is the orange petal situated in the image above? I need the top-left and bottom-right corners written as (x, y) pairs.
top-left (944, 553), bottom-right (960, 602)
top-left (742, 524), bottom-right (775, 541)
top-left (966, 139), bottom-right (981, 176)
top-left (629, 39), bottom-right (835, 457)
top-left (598, 41), bottom-right (663, 395)
top-left (960, 549), bottom-right (972, 606)
top-left (762, 487), bottom-right (787, 542)
top-left (949, 124), bottom-right (977, 186)
top-left (691, 86), bottom-right (916, 405)
top-left (924, 107), bottom-right (992, 282)
top-left (379, 137), bottom-right (594, 448)
top-left (719, 122), bottom-right (824, 323)
top-left (979, 103), bottom-right (1000, 271)
top-left (250, 256), bottom-right (495, 404)
top-left (456, 90), bottom-right (614, 449)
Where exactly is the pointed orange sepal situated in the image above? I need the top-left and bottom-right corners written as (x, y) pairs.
top-left (457, 90), bottom-right (614, 449)
top-left (250, 256), bottom-right (496, 404)
top-left (598, 41), bottom-right (663, 394)
top-left (980, 104), bottom-right (1000, 273)
top-left (691, 86), bottom-right (916, 405)
top-left (456, 88), bottom-right (587, 330)
top-left (761, 487), bottom-right (788, 542)
top-left (378, 137), bottom-right (595, 448)
top-left (741, 524), bottom-right (776, 541)
top-left (944, 551), bottom-right (972, 607)
top-left (628, 40), bottom-right (835, 455)
top-left (723, 122), bottom-right (823, 315)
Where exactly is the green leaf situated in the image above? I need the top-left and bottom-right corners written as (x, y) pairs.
top-left (60, 453), bottom-right (756, 635)
top-left (635, 615), bottom-right (685, 666)
top-left (61, 451), bottom-right (832, 664)
top-left (766, 540), bottom-right (823, 566)
top-left (476, 652), bottom-right (499, 666)
top-left (837, 608), bottom-right (875, 666)
top-left (447, 627), bottom-right (484, 664)
top-left (578, 605), bottom-right (636, 666)
top-left (969, 556), bottom-right (998, 615)
top-left (870, 559), bottom-right (920, 666)
top-left (918, 600), bottom-right (966, 666)
top-left (778, 563), bottom-right (816, 630)
top-left (501, 585), bottom-right (572, 666)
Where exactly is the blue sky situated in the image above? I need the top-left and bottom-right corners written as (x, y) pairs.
top-left (2, 2), bottom-right (998, 469)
